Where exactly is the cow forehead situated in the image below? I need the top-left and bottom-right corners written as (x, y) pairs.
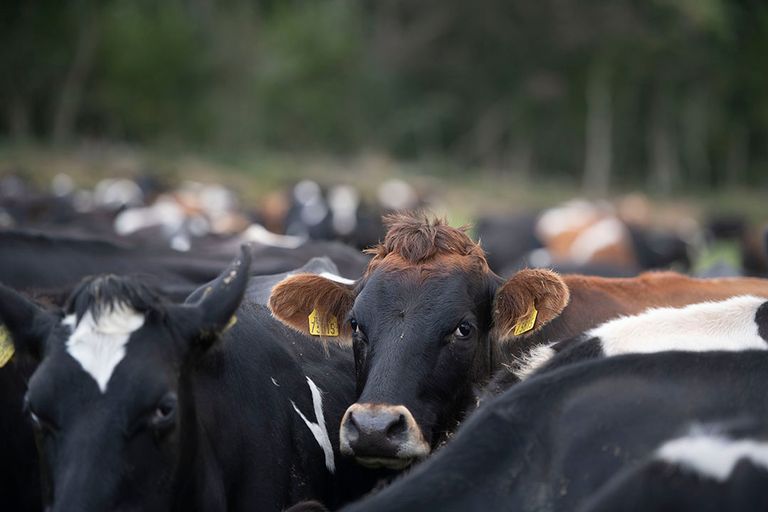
top-left (62, 304), bottom-right (146, 394)
top-left (355, 265), bottom-right (489, 319)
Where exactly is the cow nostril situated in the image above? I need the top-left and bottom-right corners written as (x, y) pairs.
top-left (386, 414), bottom-right (407, 440)
top-left (345, 413), bottom-right (361, 443)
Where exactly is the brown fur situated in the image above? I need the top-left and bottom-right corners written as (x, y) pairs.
top-left (492, 269), bottom-right (571, 340)
top-left (555, 271), bottom-right (768, 335)
top-left (268, 273), bottom-right (356, 340)
top-left (364, 213), bottom-right (489, 274)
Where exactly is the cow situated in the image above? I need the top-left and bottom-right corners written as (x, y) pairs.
top-left (579, 421), bottom-right (768, 512)
top-left (337, 350), bottom-right (768, 511)
top-left (0, 229), bottom-right (369, 304)
top-left (491, 294), bottom-right (768, 386)
top-left (0, 247), bottom-right (383, 511)
top-left (267, 213), bottom-right (768, 470)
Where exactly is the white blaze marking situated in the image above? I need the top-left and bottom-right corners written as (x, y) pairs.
top-left (591, 295), bottom-right (767, 356)
top-left (657, 434), bottom-right (768, 481)
top-left (64, 303), bottom-right (145, 393)
top-left (291, 377), bottom-right (335, 473)
top-left (319, 272), bottom-right (356, 286)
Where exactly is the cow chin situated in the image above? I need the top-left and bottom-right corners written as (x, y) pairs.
top-left (353, 456), bottom-right (419, 470)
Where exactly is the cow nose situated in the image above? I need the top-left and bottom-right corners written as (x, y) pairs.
top-left (339, 403), bottom-right (430, 464)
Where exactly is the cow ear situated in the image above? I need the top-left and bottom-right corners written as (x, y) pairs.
top-left (492, 269), bottom-right (570, 340)
top-left (170, 246), bottom-right (251, 350)
top-left (269, 273), bottom-right (355, 341)
top-left (0, 284), bottom-right (57, 361)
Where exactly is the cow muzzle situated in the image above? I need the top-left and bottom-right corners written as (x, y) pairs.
top-left (339, 403), bottom-right (430, 469)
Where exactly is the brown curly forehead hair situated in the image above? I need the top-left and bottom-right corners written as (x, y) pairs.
top-left (364, 213), bottom-right (490, 273)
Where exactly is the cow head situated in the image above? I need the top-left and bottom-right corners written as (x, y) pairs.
top-left (269, 214), bottom-right (569, 469)
top-left (0, 247), bottom-right (250, 512)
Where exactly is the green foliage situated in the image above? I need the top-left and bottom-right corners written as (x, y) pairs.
top-left (250, 0), bottom-right (373, 150)
top-left (2, 0), bottom-right (768, 191)
top-left (89, 1), bottom-right (209, 142)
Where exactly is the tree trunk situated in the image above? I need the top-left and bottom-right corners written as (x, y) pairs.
top-left (682, 90), bottom-right (711, 187)
top-left (648, 88), bottom-right (680, 195)
top-left (7, 97), bottom-right (31, 142)
top-left (582, 60), bottom-right (612, 196)
top-left (51, 8), bottom-right (100, 146)
top-left (725, 124), bottom-right (748, 188)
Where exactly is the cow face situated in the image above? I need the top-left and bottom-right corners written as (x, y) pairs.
top-left (0, 248), bottom-right (250, 512)
top-left (269, 214), bottom-right (570, 469)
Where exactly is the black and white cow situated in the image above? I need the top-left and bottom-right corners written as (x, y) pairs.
top-left (486, 294), bottom-right (768, 393)
top-left (338, 350), bottom-right (768, 511)
top-left (0, 247), bottom-right (381, 511)
top-left (580, 421), bottom-right (768, 512)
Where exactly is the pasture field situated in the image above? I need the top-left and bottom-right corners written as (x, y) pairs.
top-left (2, 145), bottom-right (766, 229)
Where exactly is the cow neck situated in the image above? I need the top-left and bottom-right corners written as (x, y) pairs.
top-left (171, 365), bottom-right (211, 510)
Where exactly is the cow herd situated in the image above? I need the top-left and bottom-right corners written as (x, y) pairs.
top-left (2, 176), bottom-right (768, 511)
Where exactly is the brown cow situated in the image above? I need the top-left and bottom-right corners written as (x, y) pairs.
top-left (268, 213), bottom-right (768, 470)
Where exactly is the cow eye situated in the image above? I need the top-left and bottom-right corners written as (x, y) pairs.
top-left (350, 318), bottom-right (359, 333)
top-left (27, 408), bottom-right (57, 434)
top-left (150, 393), bottom-right (178, 431)
top-left (454, 321), bottom-right (473, 339)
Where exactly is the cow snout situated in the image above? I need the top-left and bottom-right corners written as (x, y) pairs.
top-left (339, 403), bottom-right (430, 469)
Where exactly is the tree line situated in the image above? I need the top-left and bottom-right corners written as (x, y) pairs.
top-left (2, 0), bottom-right (767, 192)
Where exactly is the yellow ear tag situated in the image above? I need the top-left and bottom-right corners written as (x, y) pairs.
top-left (0, 325), bottom-right (15, 368)
top-left (513, 307), bottom-right (538, 336)
top-left (308, 309), bottom-right (339, 337)
top-left (223, 315), bottom-right (237, 333)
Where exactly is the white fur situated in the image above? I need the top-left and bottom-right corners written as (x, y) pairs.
top-left (291, 377), bottom-right (335, 473)
top-left (377, 179), bottom-right (418, 211)
top-left (657, 433), bottom-right (768, 481)
top-left (319, 272), bottom-right (356, 286)
top-left (64, 303), bottom-right (145, 393)
top-left (241, 224), bottom-right (306, 249)
top-left (512, 344), bottom-right (557, 380)
top-left (591, 295), bottom-right (767, 357)
top-left (568, 217), bottom-right (626, 265)
top-left (328, 185), bottom-right (359, 236)
top-left (528, 248), bottom-right (553, 268)
top-left (515, 295), bottom-right (767, 380)
top-left (535, 200), bottom-right (598, 240)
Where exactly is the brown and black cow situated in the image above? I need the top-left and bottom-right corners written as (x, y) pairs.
top-left (268, 213), bottom-right (768, 470)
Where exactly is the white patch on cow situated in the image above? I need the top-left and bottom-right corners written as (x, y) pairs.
top-left (293, 180), bottom-right (322, 204)
top-left (528, 248), bottom-right (553, 268)
top-left (113, 197), bottom-right (185, 236)
top-left (377, 179), bottom-right (418, 211)
top-left (271, 377), bottom-right (280, 387)
top-left (170, 233), bottom-right (191, 252)
top-left (241, 224), bottom-right (305, 249)
top-left (319, 272), bottom-right (356, 286)
top-left (590, 295), bottom-right (767, 357)
top-left (568, 217), bottom-right (626, 265)
top-left (535, 200), bottom-right (598, 240)
top-left (291, 377), bottom-right (335, 473)
top-left (328, 185), bottom-right (359, 236)
top-left (512, 343), bottom-right (557, 380)
top-left (657, 433), bottom-right (768, 481)
top-left (64, 304), bottom-right (145, 393)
